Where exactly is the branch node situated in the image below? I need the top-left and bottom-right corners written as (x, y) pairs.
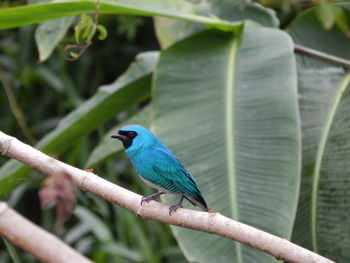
top-left (136, 204), bottom-right (142, 216)
top-left (0, 134), bottom-right (14, 155)
top-left (78, 171), bottom-right (91, 190)
top-left (136, 200), bottom-right (151, 218)
top-left (207, 211), bottom-right (220, 230)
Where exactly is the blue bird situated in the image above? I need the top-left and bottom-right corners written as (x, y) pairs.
top-left (111, 124), bottom-right (208, 215)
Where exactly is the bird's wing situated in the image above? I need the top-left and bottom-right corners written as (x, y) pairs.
top-left (149, 147), bottom-right (207, 210)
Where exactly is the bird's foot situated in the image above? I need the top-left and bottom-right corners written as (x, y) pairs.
top-left (141, 195), bottom-right (156, 205)
top-left (141, 192), bottom-right (164, 206)
top-left (169, 203), bottom-right (183, 216)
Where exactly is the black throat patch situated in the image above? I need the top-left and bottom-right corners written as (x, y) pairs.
top-left (112, 130), bottom-right (137, 149)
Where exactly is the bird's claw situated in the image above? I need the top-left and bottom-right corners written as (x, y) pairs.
top-left (141, 192), bottom-right (165, 206)
top-left (169, 204), bottom-right (183, 216)
top-left (141, 195), bottom-right (156, 206)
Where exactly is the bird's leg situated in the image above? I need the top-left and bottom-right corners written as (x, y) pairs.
top-left (141, 191), bottom-right (165, 205)
top-left (169, 195), bottom-right (185, 216)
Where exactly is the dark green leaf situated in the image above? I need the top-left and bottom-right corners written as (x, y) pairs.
top-left (287, 6), bottom-right (350, 60)
top-left (0, 52), bottom-right (159, 197)
top-left (288, 6), bottom-right (350, 261)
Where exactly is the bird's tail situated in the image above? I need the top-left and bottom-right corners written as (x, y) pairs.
top-left (184, 195), bottom-right (208, 211)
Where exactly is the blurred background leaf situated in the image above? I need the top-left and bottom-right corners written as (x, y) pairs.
top-left (287, 4), bottom-right (350, 261)
top-left (86, 106), bottom-right (151, 168)
top-left (0, 51), bottom-right (158, 197)
top-left (0, 6), bottom-right (172, 261)
top-left (154, 0), bottom-right (279, 48)
top-left (35, 17), bottom-right (75, 62)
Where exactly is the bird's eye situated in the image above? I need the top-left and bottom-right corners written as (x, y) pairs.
top-left (128, 131), bottom-right (137, 138)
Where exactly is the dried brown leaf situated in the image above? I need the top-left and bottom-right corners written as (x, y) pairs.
top-left (39, 171), bottom-right (75, 231)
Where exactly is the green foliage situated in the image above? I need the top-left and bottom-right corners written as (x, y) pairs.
top-left (35, 17), bottom-right (75, 62)
top-left (287, 5), bottom-right (350, 261)
top-left (1, 0), bottom-right (350, 262)
top-left (154, 0), bottom-right (279, 48)
top-left (0, 51), bottom-right (157, 196)
top-left (75, 14), bottom-right (95, 43)
top-left (259, 0), bottom-right (350, 36)
top-left (116, 16), bottom-right (143, 40)
top-left (0, 0), bottom-right (240, 31)
top-left (74, 14), bottom-right (107, 43)
top-left (153, 27), bottom-right (300, 263)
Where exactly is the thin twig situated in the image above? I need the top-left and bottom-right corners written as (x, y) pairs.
top-left (64, 43), bottom-right (91, 61)
top-left (0, 131), bottom-right (335, 263)
top-left (0, 67), bottom-right (36, 144)
top-left (94, 0), bottom-right (101, 24)
top-left (294, 44), bottom-right (350, 69)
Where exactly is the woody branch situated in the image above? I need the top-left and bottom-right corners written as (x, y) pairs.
top-left (0, 131), bottom-right (334, 263)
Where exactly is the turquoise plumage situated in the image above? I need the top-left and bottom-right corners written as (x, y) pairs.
top-left (111, 124), bottom-right (208, 215)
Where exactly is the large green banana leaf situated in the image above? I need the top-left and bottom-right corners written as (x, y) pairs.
top-left (154, 0), bottom-right (278, 48)
top-left (0, 52), bottom-right (158, 198)
top-left (288, 5), bottom-right (350, 262)
top-left (152, 24), bottom-right (300, 262)
top-left (0, 0), bottom-right (240, 31)
top-left (154, 0), bottom-right (279, 48)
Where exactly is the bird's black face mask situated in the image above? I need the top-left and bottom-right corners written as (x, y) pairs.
top-left (111, 130), bottom-right (137, 149)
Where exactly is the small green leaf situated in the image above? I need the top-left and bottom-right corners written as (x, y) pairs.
top-left (96, 24), bottom-right (107, 40)
top-left (69, 51), bottom-right (79, 58)
top-left (82, 23), bottom-right (96, 42)
top-left (74, 21), bottom-right (85, 43)
top-left (35, 16), bottom-right (75, 62)
top-left (81, 14), bottom-right (93, 24)
top-left (315, 3), bottom-right (342, 30)
top-left (75, 14), bottom-right (96, 43)
top-left (335, 7), bottom-right (350, 37)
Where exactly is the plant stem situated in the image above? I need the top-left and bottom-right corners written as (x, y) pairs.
top-left (0, 67), bottom-right (36, 144)
top-left (294, 44), bottom-right (350, 69)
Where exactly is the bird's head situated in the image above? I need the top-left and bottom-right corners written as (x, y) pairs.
top-left (111, 124), bottom-right (156, 154)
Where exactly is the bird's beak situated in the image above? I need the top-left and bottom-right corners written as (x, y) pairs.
top-left (111, 133), bottom-right (127, 142)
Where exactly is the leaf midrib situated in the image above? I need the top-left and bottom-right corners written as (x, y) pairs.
top-left (225, 33), bottom-right (242, 262)
top-left (311, 72), bottom-right (350, 252)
